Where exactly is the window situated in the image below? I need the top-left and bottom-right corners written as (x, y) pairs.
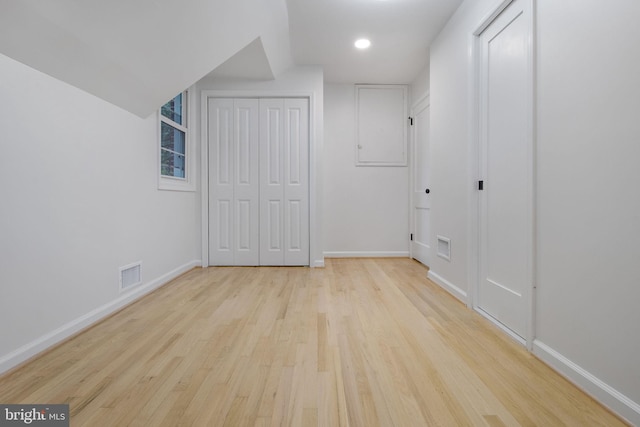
top-left (161, 92), bottom-right (186, 178)
top-left (158, 89), bottom-right (196, 191)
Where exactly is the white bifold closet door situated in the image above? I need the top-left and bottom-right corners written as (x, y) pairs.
top-left (259, 98), bottom-right (309, 266)
top-left (208, 98), bottom-right (260, 266)
top-left (208, 98), bottom-right (309, 266)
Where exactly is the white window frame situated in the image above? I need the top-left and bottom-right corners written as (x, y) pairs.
top-left (158, 86), bottom-right (197, 191)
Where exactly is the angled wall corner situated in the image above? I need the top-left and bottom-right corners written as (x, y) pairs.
top-left (0, 0), bottom-right (294, 118)
top-left (202, 38), bottom-right (275, 82)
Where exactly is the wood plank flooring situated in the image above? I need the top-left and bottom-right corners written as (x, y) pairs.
top-left (0, 258), bottom-right (627, 426)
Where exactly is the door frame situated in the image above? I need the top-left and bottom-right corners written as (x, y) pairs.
top-left (200, 90), bottom-right (317, 267)
top-left (409, 91), bottom-right (431, 265)
top-left (468, 0), bottom-right (536, 349)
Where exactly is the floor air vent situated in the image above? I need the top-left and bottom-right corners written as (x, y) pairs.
top-left (437, 236), bottom-right (451, 261)
top-left (119, 262), bottom-right (142, 291)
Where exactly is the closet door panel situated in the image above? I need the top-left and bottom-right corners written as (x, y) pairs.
top-left (283, 99), bottom-right (309, 265)
top-left (208, 98), bottom-right (235, 265)
top-left (209, 98), bottom-right (259, 266)
top-left (266, 200), bottom-right (282, 249)
top-left (259, 99), bottom-right (285, 265)
top-left (233, 99), bottom-right (259, 265)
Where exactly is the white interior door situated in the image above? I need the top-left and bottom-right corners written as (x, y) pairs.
top-left (259, 98), bottom-right (309, 266)
top-left (410, 95), bottom-right (431, 266)
top-left (477, 0), bottom-right (532, 340)
top-left (208, 98), bottom-right (260, 266)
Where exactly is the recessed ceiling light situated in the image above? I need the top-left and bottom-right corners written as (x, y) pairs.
top-left (354, 39), bottom-right (371, 49)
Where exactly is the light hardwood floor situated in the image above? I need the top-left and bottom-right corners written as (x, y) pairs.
top-left (0, 258), bottom-right (627, 426)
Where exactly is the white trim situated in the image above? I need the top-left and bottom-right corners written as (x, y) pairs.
top-left (476, 307), bottom-right (526, 345)
top-left (473, 0), bottom-right (514, 36)
top-left (470, 0), bottom-right (536, 348)
top-left (527, 0), bottom-right (538, 352)
top-left (533, 340), bottom-right (640, 426)
top-left (159, 86), bottom-right (197, 192)
top-left (324, 251), bottom-right (409, 258)
top-left (426, 270), bottom-right (468, 303)
top-left (410, 91), bottom-right (430, 111)
top-left (200, 90), bottom-right (313, 98)
top-left (467, 29), bottom-right (480, 312)
top-left (200, 90), bottom-right (209, 267)
top-left (200, 89), bottom-right (320, 268)
top-left (0, 260), bottom-right (201, 375)
top-left (409, 91), bottom-right (430, 264)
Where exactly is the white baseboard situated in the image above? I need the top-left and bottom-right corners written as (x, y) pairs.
top-left (324, 251), bottom-right (409, 258)
top-left (0, 260), bottom-right (201, 375)
top-left (312, 259), bottom-right (325, 268)
top-left (427, 270), bottom-right (468, 303)
top-left (475, 307), bottom-right (526, 346)
top-left (533, 340), bottom-right (640, 426)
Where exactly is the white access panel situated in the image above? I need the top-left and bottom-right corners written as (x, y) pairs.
top-left (356, 85), bottom-right (407, 166)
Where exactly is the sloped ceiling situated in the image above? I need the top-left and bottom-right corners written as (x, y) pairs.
top-left (0, 0), bottom-right (292, 117)
top-left (0, 0), bottom-right (462, 116)
top-left (203, 38), bottom-right (275, 81)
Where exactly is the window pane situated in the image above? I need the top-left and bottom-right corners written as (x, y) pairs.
top-left (161, 150), bottom-right (186, 178)
top-left (161, 122), bottom-right (185, 154)
top-left (161, 93), bottom-right (183, 125)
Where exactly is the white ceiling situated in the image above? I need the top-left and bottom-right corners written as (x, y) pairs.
top-left (0, 0), bottom-right (293, 117)
top-left (0, 0), bottom-right (462, 116)
top-left (286, 0), bottom-right (463, 83)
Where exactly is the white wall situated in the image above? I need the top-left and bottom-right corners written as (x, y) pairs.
top-left (323, 83), bottom-right (409, 257)
top-left (534, 0), bottom-right (640, 422)
top-left (429, 0), bottom-right (640, 423)
top-left (0, 53), bottom-right (201, 373)
top-left (196, 66), bottom-right (325, 267)
top-left (410, 64), bottom-right (430, 105)
top-left (427, 0), bottom-right (494, 296)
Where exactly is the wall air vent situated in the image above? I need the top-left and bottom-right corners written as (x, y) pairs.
top-left (119, 262), bottom-right (142, 291)
top-left (437, 236), bottom-right (451, 261)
